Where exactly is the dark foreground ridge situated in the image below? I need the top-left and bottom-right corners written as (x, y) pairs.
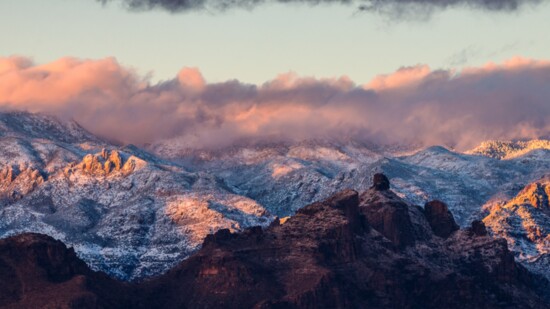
top-left (1, 174), bottom-right (549, 308)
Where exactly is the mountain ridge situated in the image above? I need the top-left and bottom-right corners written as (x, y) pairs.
top-left (1, 175), bottom-right (549, 308)
top-left (2, 111), bottom-right (550, 282)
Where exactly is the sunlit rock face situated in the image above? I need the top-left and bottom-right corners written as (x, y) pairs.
top-left (1, 175), bottom-right (548, 308)
top-left (484, 176), bottom-right (550, 280)
top-left (468, 140), bottom-right (550, 159)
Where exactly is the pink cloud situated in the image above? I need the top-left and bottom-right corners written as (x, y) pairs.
top-left (178, 67), bottom-right (206, 92)
top-left (365, 65), bottom-right (432, 91)
top-left (0, 55), bottom-right (549, 150)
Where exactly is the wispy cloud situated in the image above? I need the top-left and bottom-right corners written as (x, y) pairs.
top-left (1, 55), bottom-right (549, 150)
top-left (98, 0), bottom-right (546, 14)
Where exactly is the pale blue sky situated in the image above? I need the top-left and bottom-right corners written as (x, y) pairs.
top-left (1, 0), bottom-right (549, 84)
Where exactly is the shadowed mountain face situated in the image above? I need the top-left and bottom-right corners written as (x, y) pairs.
top-left (0, 233), bottom-right (130, 309)
top-left (1, 175), bottom-right (548, 309)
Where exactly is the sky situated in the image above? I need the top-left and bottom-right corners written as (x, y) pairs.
top-left (1, 0), bottom-right (550, 150)
top-left (1, 0), bottom-right (549, 84)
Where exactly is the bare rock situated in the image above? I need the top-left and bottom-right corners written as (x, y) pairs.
top-left (424, 200), bottom-right (459, 238)
top-left (0, 166), bottom-right (16, 184)
top-left (471, 220), bottom-right (488, 236)
top-left (371, 173), bottom-right (390, 191)
top-left (109, 150), bottom-right (123, 171)
top-left (360, 174), bottom-right (416, 248)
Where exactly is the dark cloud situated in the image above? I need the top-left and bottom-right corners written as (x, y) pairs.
top-left (359, 0), bottom-right (543, 12)
top-left (98, 0), bottom-right (545, 13)
top-left (99, 0), bottom-right (352, 12)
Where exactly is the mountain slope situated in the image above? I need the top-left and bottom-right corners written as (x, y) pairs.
top-left (163, 142), bottom-right (550, 226)
top-left (3, 111), bottom-right (550, 282)
top-left (484, 176), bottom-right (550, 280)
top-left (1, 176), bottom-right (548, 308)
top-left (0, 112), bottom-right (273, 280)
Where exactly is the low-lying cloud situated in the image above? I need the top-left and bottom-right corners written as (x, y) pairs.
top-left (98, 0), bottom-right (546, 14)
top-left (1, 55), bottom-right (550, 150)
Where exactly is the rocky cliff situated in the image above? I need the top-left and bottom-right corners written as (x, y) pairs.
top-left (484, 175), bottom-right (550, 280)
top-left (1, 175), bottom-right (548, 308)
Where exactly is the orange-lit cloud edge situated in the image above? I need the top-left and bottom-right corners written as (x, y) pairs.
top-left (1, 55), bottom-right (549, 150)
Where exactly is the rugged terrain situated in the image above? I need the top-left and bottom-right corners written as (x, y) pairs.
top-left (2, 111), bottom-right (550, 282)
top-left (0, 112), bottom-right (272, 280)
top-left (1, 175), bottom-right (548, 309)
top-left (158, 140), bottom-right (550, 226)
top-left (484, 176), bottom-right (550, 279)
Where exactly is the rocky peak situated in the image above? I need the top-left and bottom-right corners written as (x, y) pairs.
top-left (371, 173), bottom-right (390, 191)
top-left (75, 149), bottom-right (136, 176)
top-left (424, 200), bottom-right (459, 238)
top-left (0, 165), bottom-right (16, 183)
top-left (513, 180), bottom-right (550, 211)
top-left (360, 174), bottom-right (418, 248)
top-left (321, 189), bottom-right (362, 231)
top-left (0, 164), bottom-right (45, 204)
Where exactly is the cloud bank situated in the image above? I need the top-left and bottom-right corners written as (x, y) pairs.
top-left (98, 0), bottom-right (545, 14)
top-left (1, 55), bottom-right (550, 150)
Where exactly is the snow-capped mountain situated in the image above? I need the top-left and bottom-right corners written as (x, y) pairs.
top-left (2, 111), bottom-right (550, 281)
top-left (0, 112), bottom-right (272, 280)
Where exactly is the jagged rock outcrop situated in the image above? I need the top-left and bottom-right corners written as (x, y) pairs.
top-left (2, 175), bottom-right (548, 309)
top-left (424, 200), bottom-right (459, 238)
top-left (0, 164), bottom-right (44, 205)
top-left (0, 233), bottom-right (128, 309)
top-left (0, 166), bottom-right (16, 183)
top-left (359, 181), bottom-right (418, 248)
top-left (77, 149), bottom-right (133, 176)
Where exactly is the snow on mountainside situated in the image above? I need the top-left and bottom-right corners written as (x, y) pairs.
top-left (468, 139), bottom-right (550, 159)
top-left (3, 111), bottom-right (550, 281)
top-left (484, 176), bottom-right (550, 279)
top-left (161, 142), bottom-right (550, 227)
top-left (0, 112), bottom-right (272, 280)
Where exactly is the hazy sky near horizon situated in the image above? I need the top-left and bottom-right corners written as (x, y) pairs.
top-left (1, 0), bottom-right (549, 84)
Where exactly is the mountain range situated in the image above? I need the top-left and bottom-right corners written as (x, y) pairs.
top-left (1, 176), bottom-right (549, 308)
top-left (1, 111), bottom-right (550, 285)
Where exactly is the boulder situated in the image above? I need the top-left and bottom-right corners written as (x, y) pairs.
top-left (424, 200), bottom-right (459, 238)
